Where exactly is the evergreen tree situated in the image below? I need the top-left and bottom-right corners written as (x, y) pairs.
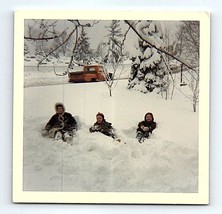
top-left (73, 28), bottom-right (92, 64)
top-left (104, 20), bottom-right (123, 64)
top-left (95, 42), bottom-right (107, 63)
top-left (128, 21), bottom-right (168, 94)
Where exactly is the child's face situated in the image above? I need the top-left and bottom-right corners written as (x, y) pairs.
top-left (145, 114), bottom-right (153, 122)
top-left (57, 106), bottom-right (64, 114)
top-left (96, 115), bottom-right (103, 124)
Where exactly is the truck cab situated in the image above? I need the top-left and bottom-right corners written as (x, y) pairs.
top-left (68, 65), bottom-right (108, 83)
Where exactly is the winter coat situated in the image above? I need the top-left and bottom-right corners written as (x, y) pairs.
top-left (137, 120), bottom-right (156, 134)
top-left (45, 112), bottom-right (77, 132)
top-left (137, 112), bottom-right (156, 135)
top-left (89, 120), bottom-right (115, 138)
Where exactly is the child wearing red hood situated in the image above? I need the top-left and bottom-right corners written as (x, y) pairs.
top-left (89, 112), bottom-right (116, 139)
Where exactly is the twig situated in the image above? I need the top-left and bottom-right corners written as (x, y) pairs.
top-left (124, 20), bottom-right (196, 72)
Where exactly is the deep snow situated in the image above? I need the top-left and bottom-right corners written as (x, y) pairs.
top-left (23, 65), bottom-right (198, 193)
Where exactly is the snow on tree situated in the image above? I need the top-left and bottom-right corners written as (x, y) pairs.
top-left (59, 31), bottom-right (70, 57)
top-left (128, 21), bottom-right (168, 95)
top-left (24, 19), bottom-right (98, 68)
top-left (94, 42), bottom-right (107, 63)
top-left (72, 27), bottom-right (92, 64)
top-left (96, 20), bottom-right (126, 97)
top-left (35, 40), bottom-right (48, 60)
top-left (48, 27), bottom-right (63, 59)
top-left (104, 20), bottom-right (124, 64)
top-left (175, 21), bottom-right (200, 112)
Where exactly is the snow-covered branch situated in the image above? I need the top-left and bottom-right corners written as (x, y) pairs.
top-left (124, 20), bottom-right (196, 72)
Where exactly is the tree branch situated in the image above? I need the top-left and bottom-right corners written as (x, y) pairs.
top-left (24, 35), bottom-right (59, 40)
top-left (25, 27), bottom-right (69, 41)
top-left (124, 20), bottom-right (197, 72)
top-left (37, 25), bottom-right (78, 68)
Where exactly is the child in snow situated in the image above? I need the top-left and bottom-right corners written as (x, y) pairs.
top-left (89, 112), bottom-right (116, 139)
top-left (136, 112), bottom-right (156, 143)
top-left (41, 102), bottom-right (77, 142)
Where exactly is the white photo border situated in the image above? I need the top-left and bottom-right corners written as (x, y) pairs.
top-left (13, 10), bottom-right (210, 204)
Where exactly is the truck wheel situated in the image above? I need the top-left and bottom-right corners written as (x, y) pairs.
top-left (91, 78), bottom-right (97, 82)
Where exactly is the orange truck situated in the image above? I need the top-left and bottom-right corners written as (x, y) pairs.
top-left (68, 65), bottom-right (110, 83)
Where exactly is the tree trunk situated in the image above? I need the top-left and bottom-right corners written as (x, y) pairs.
top-left (193, 96), bottom-right (197, 112)
top-left (193, 103), bottom-right (196, 113)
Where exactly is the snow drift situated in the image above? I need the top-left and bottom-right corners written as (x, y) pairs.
top-left (23, 67), bottom-right (198, 193)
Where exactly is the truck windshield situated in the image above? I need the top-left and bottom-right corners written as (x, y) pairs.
top-left (88, 67), bottom-right (96, 71)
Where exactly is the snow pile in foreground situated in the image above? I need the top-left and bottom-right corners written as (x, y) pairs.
top-left (23, 79), bottom-right (198, 193)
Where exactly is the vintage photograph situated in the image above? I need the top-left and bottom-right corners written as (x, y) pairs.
top-left (13, 11), bottom-right (210, 204)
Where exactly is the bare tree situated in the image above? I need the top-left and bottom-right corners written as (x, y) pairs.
top-left (24, 19), bottom-right (99, 71)
top-left (124, 20), bottom-right (197, 72)
top-left (159, 22), bottom-right (182, 100)
top-left (100, 20), bottom-right (130, 97)
top-left (124, 20), bottom-right (200, 111)
top-left (25, 19), bottom-right (200, 109)
top-left (175, 21), bottom-right (200, 112)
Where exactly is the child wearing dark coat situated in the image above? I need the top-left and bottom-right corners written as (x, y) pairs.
top-left (42, 102), bottom-right (77, 142)
top-left (89, 112), bottom-right (116, 139)
top-left (136, 112), bottom-right (156, 143)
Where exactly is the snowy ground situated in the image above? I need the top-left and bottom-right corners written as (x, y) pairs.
top-left (23, 67), bottom-right (198, 193)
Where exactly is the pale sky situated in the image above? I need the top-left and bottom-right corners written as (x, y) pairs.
top-left (24, 19), bottom-right (181, 56)
top-left (24, 19), bottom-right (137, 53)
top-left (83, 20), bottom-right (137, 52)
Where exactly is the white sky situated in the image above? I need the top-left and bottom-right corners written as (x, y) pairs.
top-left (84, 20), bottom-right (137, 50)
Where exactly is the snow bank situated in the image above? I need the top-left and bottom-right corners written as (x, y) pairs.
top-left (23, 76), bottom-right (198, 193)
